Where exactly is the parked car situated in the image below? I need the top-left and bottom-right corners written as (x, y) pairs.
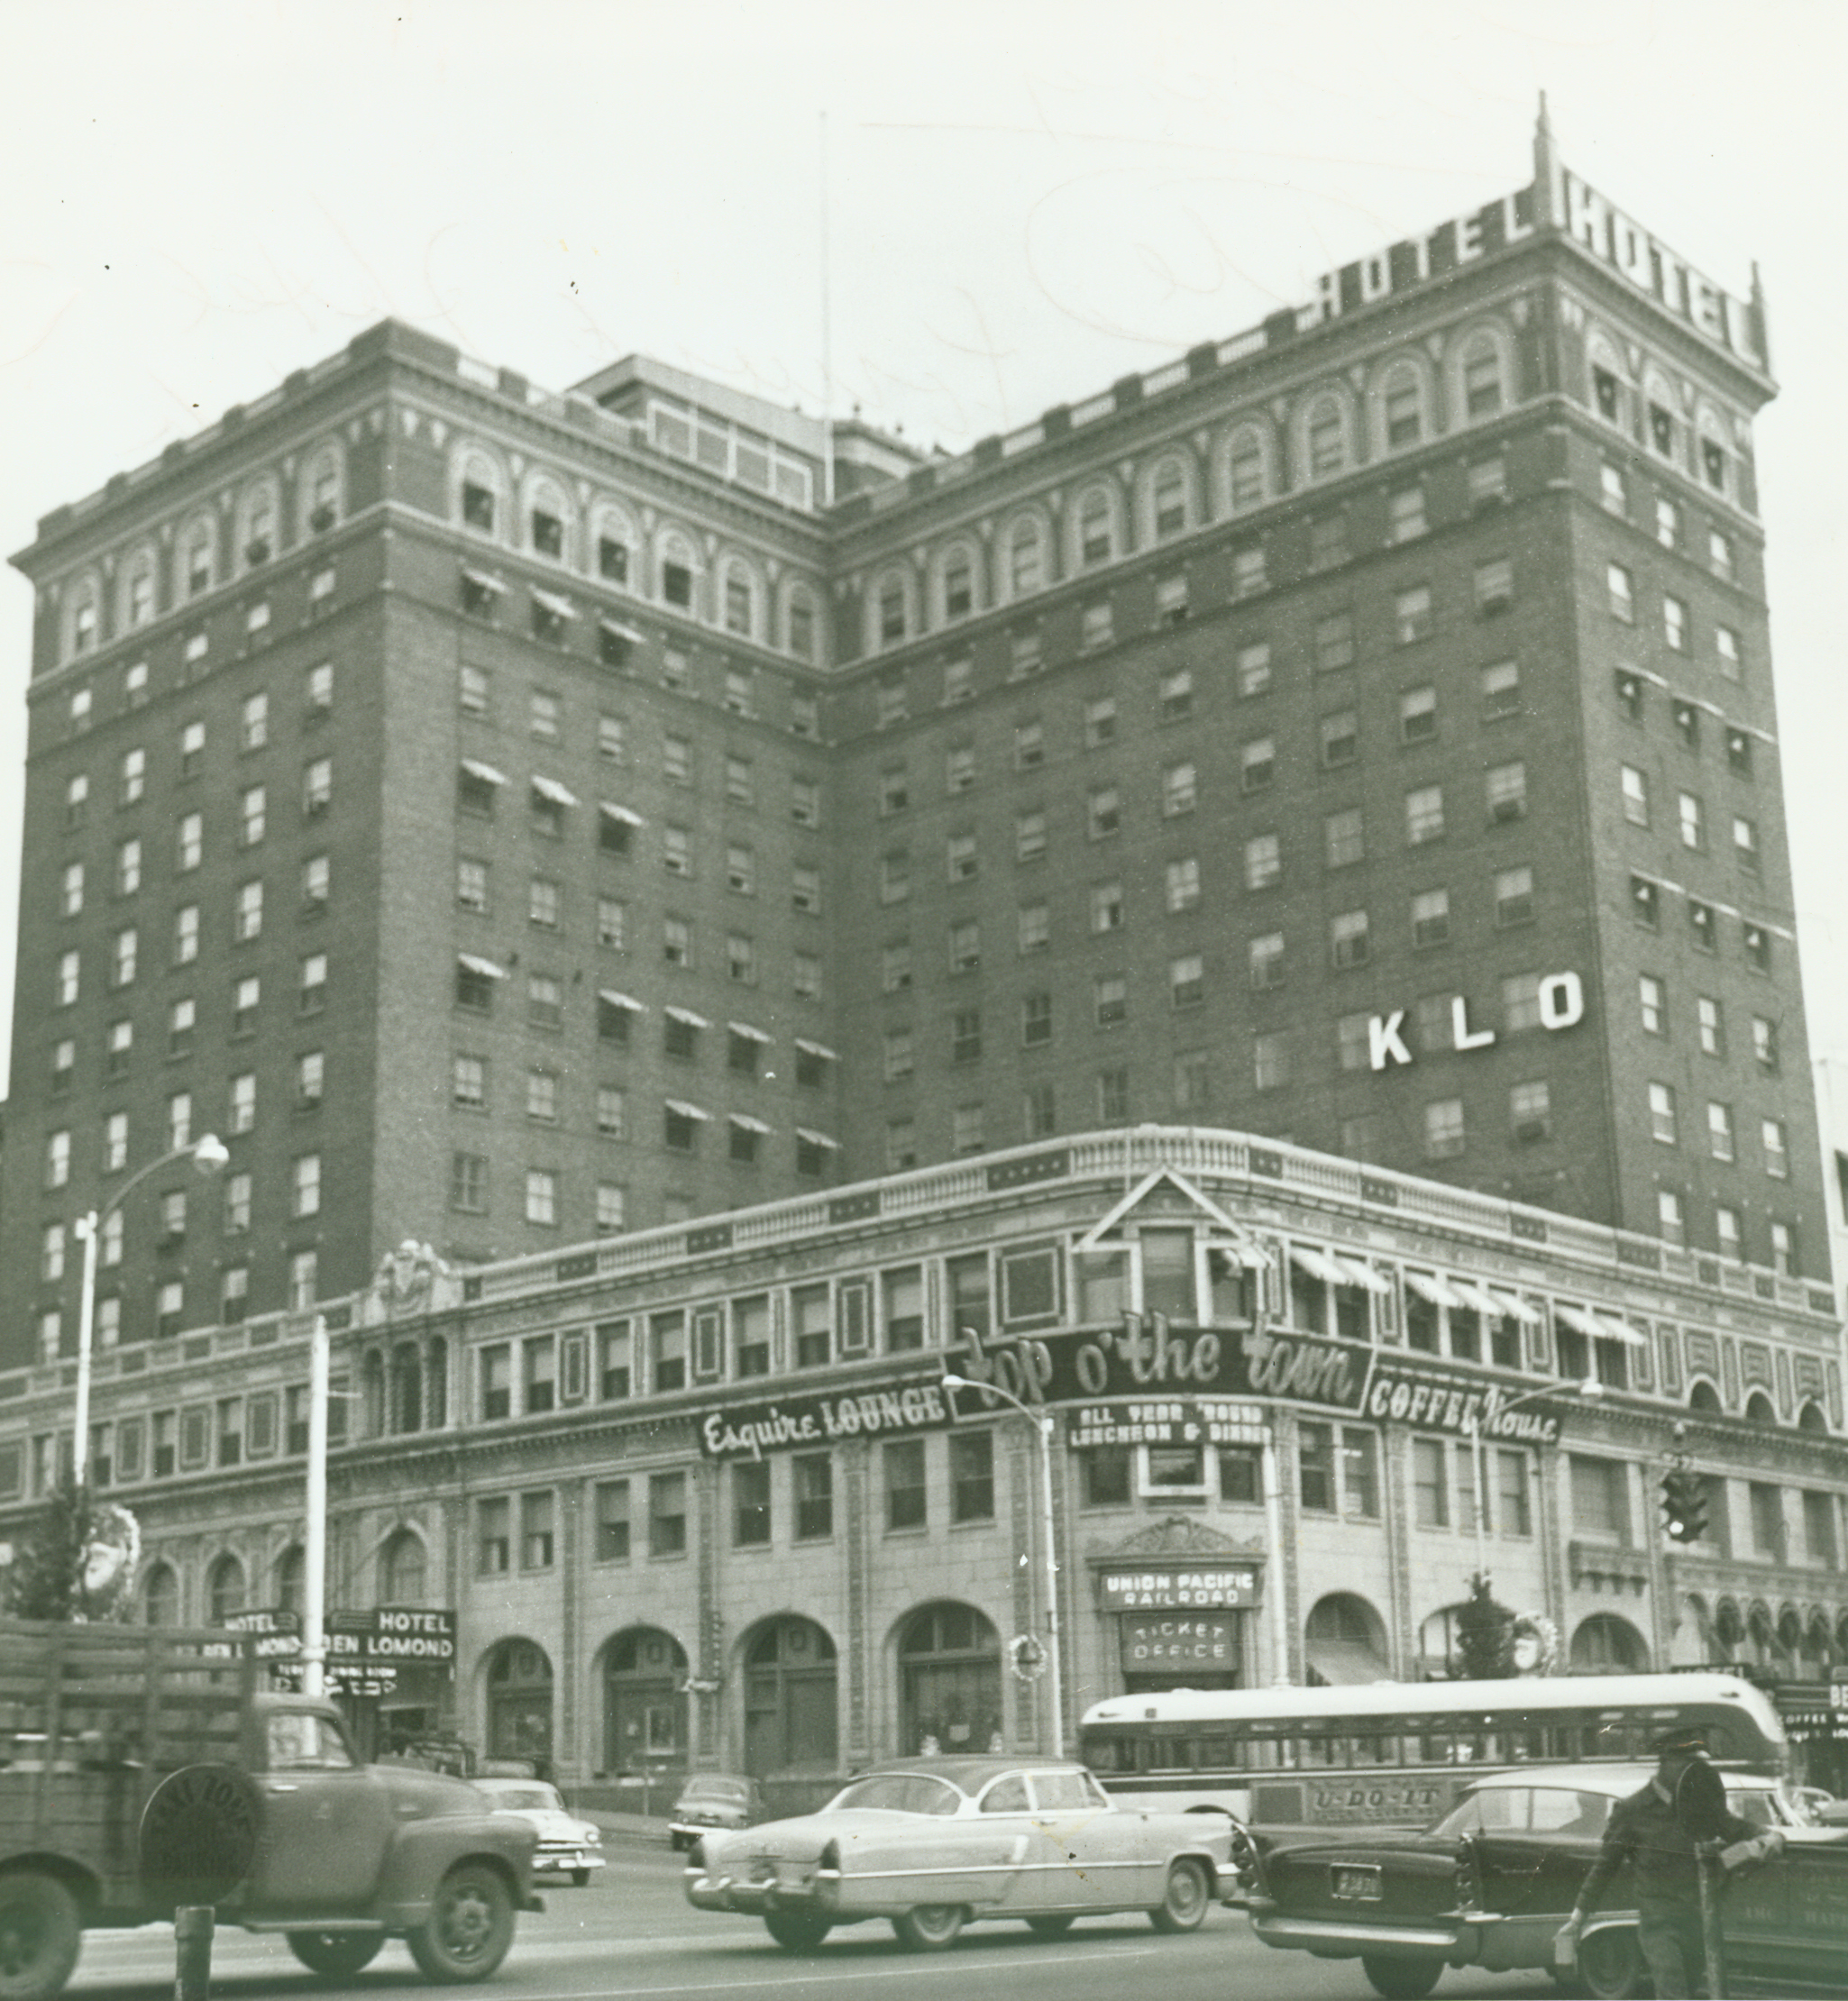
top-left (472, 1777), bottom-right (606, 1887)
top-left (670, 1773), bottom-right (769, 1851)
top-left (1243, 1762), bottom-right (1843, 1999)
top-left (684, 1755), bottom-right (1242, 1951)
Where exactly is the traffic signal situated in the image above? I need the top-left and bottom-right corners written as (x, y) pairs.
top-left (1660, 1466), bottom-right (1710, 1543)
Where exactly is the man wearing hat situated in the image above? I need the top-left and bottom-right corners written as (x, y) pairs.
top-left (1555, 1725), bottom-right (1784, 1998)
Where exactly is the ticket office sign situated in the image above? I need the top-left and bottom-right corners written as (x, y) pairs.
top-left (1121, 1615), bottom-right (1240, 1675)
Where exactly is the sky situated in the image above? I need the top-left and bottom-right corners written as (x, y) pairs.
top-left (2, 0), bottom-right (1844, 1104)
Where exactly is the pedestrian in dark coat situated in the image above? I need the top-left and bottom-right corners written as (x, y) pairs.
top-left (1554, 1726), bottom-right (1784, 1999)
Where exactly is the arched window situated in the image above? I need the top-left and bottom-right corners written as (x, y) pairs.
top-left (1746, 1603), bottom-right (1779, 1661)
top-left (425, 1338), bottom-right (448, 1430)
top-left (742, 1616), bottom-right (837, 1774)
top-left (1688, 1380), bottom-right (1723, 1413)
top-left (1777, 1607), bottom-right (1804, 1656)
top-left (1072, 486), bottom-right (1118, 570)
top-left (390, 1343), bottom-right (423, 1433)
top-left (1744, 1390), bottom-right (1778, 1424)
top-left (871, 568), bottom-right (910, 650)
top-left (936, 543), bottom-right (978, 624)
top-left (1715, 1599), bottom-right (1746, 1649)
top-left (275, 1545), bottom-right (305, 1615)
top-left (380, 1528), bottom-right (427, 1604)
top-left (1569, 1613), bottom-right (1649, 1673)
top-left (1802, 1611), bottom-right (1832, 1670)
top-left (1002, 514), bottom-right (1048, 599)
top-left (455, 449), bottom-right (505, 538)
top-left (65, 576), bottom-right (102, 661)
top-left (207, 1553), bottom-right (246, 1625)
top-left (144, 1560), bottom-right (178, 1626)
top-left (1221, 424), bottom-right (1271, 514)
top-left (657, 530), bottom-right (700, 613)
top-left (238, 479), bottom-right (280, 571)
top-left (301, 443), bottom-right (343, 536)
top-left (1697, 407), bottom-right (1734, 498)
top-left (898, 1602), bottom-right (1002, 1755)
top-left (1459, 335), bottom-right (1505, 421)
top-left (718, 558), bottom-right (760, 641)
top-left (121, 545), bottom-right (159, 630)
top-left (1836, 1611), bottom-right (1848, 1660)
top-left (1797, 1401), bottom-right (1829, 1434)
top-left (602, 1627), bottom-right (688, 1775)
top-left (178, 516), bottom-right (216, 599)
top-left (361, 1349), bottom-right (387, 1438)
top-left (1143, 454), bottom-right (1195, 543)
top-left (1378, 362), bottom-right (1426, 450)
top-left (524, 476), bottom-right (573, 563)
top-left (1586, 330), bottom-right (1629, 427)
top-left (783, 583), bottom-right (819, 662)
top-left (590, 500), bottom-right (637, 588)
top-left (1302, 394), bottom-right (1349, 480)
top-left (486, 1639), bottom-right (554, 1767)
top-left (1304, 1593), bottom-right (1389, 1685)
top-left (1643, 370), bottom-right (1681, 461)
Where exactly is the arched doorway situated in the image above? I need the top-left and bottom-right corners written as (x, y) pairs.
top-left (743, 1617), bottom-right (837, 1776)
top-left (144, 1561), bottom-right (178, 1625)
top-left (207, 1553), bottom-right (245, 1624)
top-left (1569, 1613), bottom-right (1649, 1672)
top-left (897, 1603), bottom-right (1002, 1755)
top-left (1306, 1593), bottom-right (1390, 1684)
top-left (380, 1528), bottom-right (427, 1604)
top-left (603, 1627), bottom-right (688, 1777)
top-left (484, 1639), bottom-right (553, 1768)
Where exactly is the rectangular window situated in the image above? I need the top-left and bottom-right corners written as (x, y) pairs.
top-left (1621, 765), bottom-right (1650, 827)
top-left (947, 833), bottom-right (978, 881)
top-left (1663, 594), bottom-right (1688, 651)
top-left (950, 1431), bottom-right (994, 1522)
top-left (1249, 932), bottom-right (1285, 990)
top-left (733, 1461), bottom-right (772, 1546)
top-left (1091, 880), bottom-right (1124, 932)
top-left (1087, 788), bottom-right (1121, 839)
top-left (1324, 809), bottom-right (1365, 870)
top-left (793, 1453), bottom-right (833, 1539)
top-left (1413, 1438), bottom-right (1449, 1527)
top-left (883, 1266), bottom-right (924, 1351)
top-left (1163, 762), bottom-right (1197, 816)
top-left (522, 1490), bottom-right (555, 1568)
top-left (1018, 902), bottom-right (1049, 954)
top-left (1486, 762), bottom-right (1527, 822)
top-left (1474, 558), bottom-right (1514, 615)
top-left (1398, 684), bottom-right (1437, 742)
top-left (1015, 810), bottom-right (1048, 863)
top-left (1650, 1082), bottom-right (1679, 1145)
top-left (476, 1498), bottom-right (510, 1574)
top-left (1315, 611), bottom-right (1355, 671)
top-left (1412, 888), bottom-right (1450, 947)
top-left (1299, 1422), bottom-right (1334, 1512)
top-left (1165, 857), bottom-right (1201, 912)
top-left (884, 1438), bottom-right (927, 1530)
top-left (1320, 708), bottom-right (1359, 766)
top-left (1244, 833), bottom-right (1280, 891)
top-left (1236, 641), bottom-right (1272, 697)
top-left (1607, 561), bottom-right (1634, 621)
top-left (1762, 1118), bottom-right (1789, 1179)
top-left (594, 1479), bottom-right (631, 1560)
top-left (1171, 954), bottom-right (1205, 1010)
top-left (1093, 975), bottom-right (1127, 1026)
top-left (649, 1472), bottom-right (688, 1558)
top-left (1679, 790), bottom-right (1706, 849)
top-left (1494, 866), bottom-right (1533, 927)
top-left (1480, 659), bottom-right (1520, 718)
top-left (1423, 1097), bottom-right (1465, 1158)
top-left (1160, 668), bottom-right (1194, 719)
top-left (1511, 1079), bottom-right (1551, 1142)
top-left (1395, 584), bottom-right (1433, 644)
top-left (1388, 486), bottom-right (1426, 542)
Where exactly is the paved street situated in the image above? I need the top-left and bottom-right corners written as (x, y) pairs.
top-left (62, 1833), bottom-right (1570, 2001)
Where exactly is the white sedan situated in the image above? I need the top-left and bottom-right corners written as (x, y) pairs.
top-left (684, 1755), bottom-right (1242, 1951)
top-left (472, 1778), bottom-right (606, 1886)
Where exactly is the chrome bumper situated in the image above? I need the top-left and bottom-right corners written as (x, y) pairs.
top-left (1249, 1907), bottom-right (1469, 1959)
top-left (685, 1866), bottom-right (840, 1917)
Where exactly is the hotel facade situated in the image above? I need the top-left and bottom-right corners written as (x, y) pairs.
top-left (3, 116), bottom-right (1844, 1795)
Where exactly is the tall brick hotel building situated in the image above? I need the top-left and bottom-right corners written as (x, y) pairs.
top-left (1, 118), bottom-right (1841, 1784)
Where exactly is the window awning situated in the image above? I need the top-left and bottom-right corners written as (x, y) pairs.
top-left (1208, 1238), bottom-right (1272, 1272)
top-left (529, 774), bottom-right (579, 807)
top-left (794, 1037), bottom-right (838, 1061)
top-left (1488, 1288), bottom-right (1543, 1326)
top-left (727, 1112), bottom-right (773, 1135)
top-left (456, 953), bottom-right (506, 980)
top-left (1288, 1246), bottom-right (1350, 1288)
top-left (599, 616), bottom-right (645, 644)
top-left (1404, 1270), bottom-right (1467, 1311)
top-left (1332, 1255), bottom-right (1393, 1295)
top-left (530, 586), bottom-right (576, 620)
top-left (727, 1020), bottom-right (773, 1044)
top-left (1306, 1640), bottom-right (1392, 1687)
top-left (1555, 1303), bottom-right (1649, 1348)
top-left (460, 565), bottom-right (506, 594)
top-left (597, 988), bottom-right (645, 1012)
top-left (796, 1128), bottom-right (841, 1149)
top-left (460, 757), bottom-right (508, 786)
top-left (664, 1099), bottom-right (710, 1122)
top-left (663, 1005), bottom-right (710, 1028)
top-left (1448, 1278), bottom-right (1509, 1320)
top-left (599, 800), bottom-right (646, 827)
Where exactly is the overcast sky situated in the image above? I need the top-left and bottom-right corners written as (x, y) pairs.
top-left (3, 0), bottom-right (1843, 1107)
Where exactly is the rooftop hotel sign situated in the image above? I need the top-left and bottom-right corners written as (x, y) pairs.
top-left (1297, 164), bottom-right (1763, 372)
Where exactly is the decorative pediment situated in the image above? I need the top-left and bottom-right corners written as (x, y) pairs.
top-left (1075, 1166), bottom-right (1267, 1266)
top-left (1093, 1513), bottom-right (1263, 1562)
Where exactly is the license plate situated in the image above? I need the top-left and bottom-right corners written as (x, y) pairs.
top-left (1332, 1865), bottom-right (1383, 1901)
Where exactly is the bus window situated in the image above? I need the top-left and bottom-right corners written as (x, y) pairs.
top-left (1199, 1735), bottom-right (1233, 1768)
top-left (1148, 1734), bottom-right (1188, 1772)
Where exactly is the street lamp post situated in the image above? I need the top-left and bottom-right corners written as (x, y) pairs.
top-left (71, 1135), bottom-right (230, 1485)
top-left (1467, 1375), bottom-right (1602, 1581)
top-left (939, 1373), bottom-right (1065, 1759)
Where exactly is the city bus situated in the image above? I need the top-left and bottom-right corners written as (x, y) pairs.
top-left (1078, 1673), bottom-right (1788, 1835)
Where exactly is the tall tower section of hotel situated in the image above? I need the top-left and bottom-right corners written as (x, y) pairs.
top-left (2, 117), bottom-right (1825, 1368)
